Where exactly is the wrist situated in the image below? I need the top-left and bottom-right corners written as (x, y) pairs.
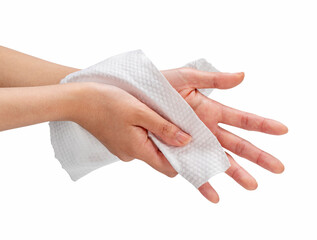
top-left (0, 83), bottom-right (90, 131)
top-left (61, 82), bottom-right (97, 123)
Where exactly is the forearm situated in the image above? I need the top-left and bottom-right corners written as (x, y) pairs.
top-left (0, 83), bottom-right (83, 131)
top-left (0, 46), bottom-right (79, 87)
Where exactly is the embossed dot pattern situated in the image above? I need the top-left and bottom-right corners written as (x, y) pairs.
top-left (49, 50), bottom-right (230, 188)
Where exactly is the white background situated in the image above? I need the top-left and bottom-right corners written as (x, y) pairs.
top-left (0, 0), bottom-right (316, 239)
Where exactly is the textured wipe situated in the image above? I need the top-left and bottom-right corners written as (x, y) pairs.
top-left (49, 50), bottom-right (230, 188)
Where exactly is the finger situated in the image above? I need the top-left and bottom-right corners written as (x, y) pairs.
top-left (198, 182), bottom-right (219, 203)
top-left (183, 68), bottom-right (244, 89)
top-left (216, 127), bottom-right (285, 173)
top-left (220, 104), bottom-right (288, 135)
top-left (135, 132), bottom-right (178, 178)
top-left (225, 152), bottom-right (258, 190)
top-left (135, 104), bottom-right (192, 147)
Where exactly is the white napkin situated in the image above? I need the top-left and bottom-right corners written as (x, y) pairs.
top-left (49, 50), bottom-right (230, 188)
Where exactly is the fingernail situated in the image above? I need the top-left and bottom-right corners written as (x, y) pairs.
top-left (176, 131), bottom-right (192, 145)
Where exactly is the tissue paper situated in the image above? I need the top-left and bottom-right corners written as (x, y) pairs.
top-left (49, 50), bottom-right (230, 188)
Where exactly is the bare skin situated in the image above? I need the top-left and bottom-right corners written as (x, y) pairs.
top-left (71, 82), bottom-right (192, 177)
top-left (0, 46), bottom-right (288, 203)
top-left (162, 69), bottom-right (287, 202)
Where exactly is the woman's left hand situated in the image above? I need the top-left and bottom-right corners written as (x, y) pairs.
top-left (161, 68), bottom-right (288, 203)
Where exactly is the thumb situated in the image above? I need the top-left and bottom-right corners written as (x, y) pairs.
top-left (183, 69), bottom-right (244, 89)
top-left (135, 105), bottom-right (192, 147)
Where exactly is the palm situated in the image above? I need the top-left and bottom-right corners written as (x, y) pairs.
top-left (162, 68), bottom-right (288, 203)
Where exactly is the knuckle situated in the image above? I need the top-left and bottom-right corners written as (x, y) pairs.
top-left (235, 139), bottom-right (247, 156)
top-left (240, 113), bottom-right (250, 129)
top-left (260, 118), bottom-right (269, 133)
top-left (211, 73), bottom-right (219, 88)
top-left (213, 78), bottom-right (219, 88)
top-left (255, 150), bottom-right (265, 165)
top-left (160, 122), bottom-right (174, 136)
top-left (133, 103), bottom-right (148, 121)
top-left (230, 165), bottom-right (242, 179)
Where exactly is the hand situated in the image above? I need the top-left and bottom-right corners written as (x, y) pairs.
top-left (0, 46), bottom-right (287, 203)
top-left (161, 68), bottom-right (288, 203)
top-left (71, 82), bottom-right (192, 177)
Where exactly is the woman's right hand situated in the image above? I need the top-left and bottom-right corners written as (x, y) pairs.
top-left (70, 82), bottom-right (192, 177)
